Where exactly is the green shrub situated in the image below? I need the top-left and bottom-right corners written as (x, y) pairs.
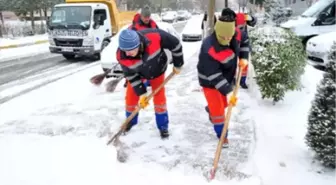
top-left (305, 42), bottom-right (336, 168)
top-left (249, 27), bottom-right (306, 103)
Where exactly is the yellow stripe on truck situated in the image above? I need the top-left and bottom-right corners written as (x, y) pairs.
top-left (0, 40), bottom-right (48, 49)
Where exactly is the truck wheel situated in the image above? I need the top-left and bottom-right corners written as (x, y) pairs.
top-left (62, 54), bottom-right (76, 60)
top-left (94, 53), bottom-right (101, 61)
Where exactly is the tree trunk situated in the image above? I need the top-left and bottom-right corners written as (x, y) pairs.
top-left (44, 8), bottom-right (48, 24)
top-left (207, 0), bottom-right (215, 37)
top-left (39, 9), bottom-right (44, 33)
top-left (0, 12), bottom-right (3, 37)
top-left (30, 10), bottom-right (35, 35)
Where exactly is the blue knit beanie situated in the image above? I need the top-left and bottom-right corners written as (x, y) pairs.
top-left (118, 29), bottom-right (140, 51)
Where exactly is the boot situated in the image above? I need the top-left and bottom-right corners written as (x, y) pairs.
top-left (155, 112), bottom-right (169, 139)
top-left (240, 76), bottom-right (248, 89)
top-left (222, 138), bottom-right (229, 148)
top-left (124, 123), bottom-right (133, 133)
top-left (214, 124), bottom-right (229, 148)
top-left (160, 129), bottom-right (169, 139)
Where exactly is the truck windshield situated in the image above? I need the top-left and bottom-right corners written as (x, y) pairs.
top-left (301, 0), bottom-right (333, 17)
top-left (50, 6), bottom-right (92, 29)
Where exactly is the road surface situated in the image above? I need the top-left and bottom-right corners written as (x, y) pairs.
top-left (0, 22), bottom-right (187, 104)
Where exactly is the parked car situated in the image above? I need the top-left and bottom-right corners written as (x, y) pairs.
top-left (281, 0), bottom-right (335, 46)
top-left (162, 11), bottom-right (177, 23)
top-left (182, 16), bottom-right (203, 41)
top-left (176, 10), bottom-right (191, 21)
top-left (151, 13), bottom-right (162, 22)
top-left (100, 21), bottom-right (180, 78)
top-left (306, 31), bottom-right (336, 70)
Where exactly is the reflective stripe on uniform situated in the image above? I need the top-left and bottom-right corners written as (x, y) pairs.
top-left (240, 47), bottom-right (250, 52)
top-left (172, 43), bottom-right (182, 52)
top-left (131, 80), bottom-right (142, 87)
top-left (126, 105), bottom-right (137, 112)
top-left (220, 54), bottom-right (235, 64)
top-left (210, 115), bottom-right (225, 124)
top-left (172, 51), bottom-right (183, 57)
top-left (215, 79), bottom-right (229, 89)
top-left (154, 104), bottom-right (167, 114)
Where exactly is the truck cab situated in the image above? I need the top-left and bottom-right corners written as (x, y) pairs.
top-left (47, 0), bottom-right (136, 60)
top-left (281, 0), bottom-right (335, 46)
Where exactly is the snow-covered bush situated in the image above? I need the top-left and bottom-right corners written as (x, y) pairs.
top-left (305, 42), bottom-right (336, 169)
top-left (1, 20), bottom-right (47, 38)
top-left (249, 26), bottom-right (306, 103)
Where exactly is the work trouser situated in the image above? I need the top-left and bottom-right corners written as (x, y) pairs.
top-left (203, 87), bottom-right (229, 139)
top-left (125, 73), bottom-right (169, 130)
top-left (241, 63), bottom-right (248, 84)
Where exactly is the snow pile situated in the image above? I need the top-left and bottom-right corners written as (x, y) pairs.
top-left (0, 34), bottom-right (47, 46)
top-left (0, 34), bottom-right (49, 61)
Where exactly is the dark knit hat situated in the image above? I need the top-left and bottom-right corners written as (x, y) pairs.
top-left (118, 29), bottom-right (140, 51)
top-left (141, 6), bottom-right (151, 17)
top-left (220, 8), bottom-right (236, 22)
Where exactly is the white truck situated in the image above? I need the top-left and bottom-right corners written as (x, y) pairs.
top-left (47, 0), bottom-right (136, 60)
top-left (281, 0), bottom-right (335, 46)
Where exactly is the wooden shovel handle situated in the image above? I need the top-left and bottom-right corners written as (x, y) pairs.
top-left (106, 72), bottom-right (175, 145)
top-left (210, 66), bottom-right (243, 178)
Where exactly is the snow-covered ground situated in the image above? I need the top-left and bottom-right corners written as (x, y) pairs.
top-left (0, 34), bottom-right (47, 46)
top-left (0, 33), bottom-right (335, 184)
top-left (0, 34), bottom-right (49, 61)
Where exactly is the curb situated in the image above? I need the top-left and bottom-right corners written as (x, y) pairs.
top-left (0, 40), bottom-right (48, 49)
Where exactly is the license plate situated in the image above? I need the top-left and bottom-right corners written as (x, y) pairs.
top-left (62, 47), bottom-right (73, 52)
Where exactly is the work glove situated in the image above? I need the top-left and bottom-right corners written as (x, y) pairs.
top-left (173, 67), bottom-right (182, 74)
top-left (239, 59), bottom-right (248, 69)
top-left (139, 94), bottom-right (149, 109)
top-left (227, 92), bottom-right (238, 107)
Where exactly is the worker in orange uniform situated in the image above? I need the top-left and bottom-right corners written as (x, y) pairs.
top-left (121, 6), bottom-right (159, 88)
top-left (117, 28), bottom-right (183, 139)
top-left (197, 8), bottom-right (249, 148)
top-left (234, 12), bottom-right (257, 89)
top-left (130, 6), bottom-right (159, 31)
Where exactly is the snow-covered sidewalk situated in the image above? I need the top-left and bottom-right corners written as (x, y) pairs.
top-left (0, 40), bottom-right (334, 185)
top-left (245, 66), bottom-right (335, 185)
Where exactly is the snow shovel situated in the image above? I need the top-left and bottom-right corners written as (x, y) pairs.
top-left (209, 66), bottom-right (244, 181)
top-left (106, 71), bottom-right (176, 146)
top-left (90, 70), bottom-right (110, 86)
